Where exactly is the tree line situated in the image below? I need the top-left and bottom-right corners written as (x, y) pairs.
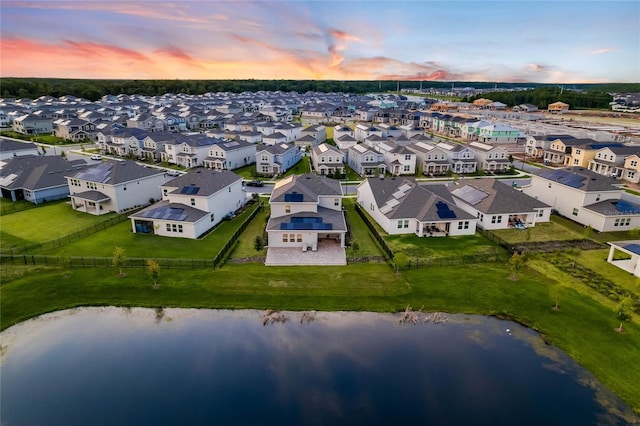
top-left (1, 78), bottom-right (637, 103)
top-left (461, 87), bottom-right (616, 110)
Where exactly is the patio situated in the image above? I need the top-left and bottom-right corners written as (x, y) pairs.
top-left (265, 239), bottom-right (346, 266)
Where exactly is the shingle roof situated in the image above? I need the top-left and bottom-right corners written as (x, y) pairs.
top-left (0, 138), bottom-right (38, 153)
top-left (68, 160), bottom-right (164, 185)
top-left (0, 155), bottom-right (86, 190)
top-left (451, 179), bottom-right (549, 214)
top-left (129, 200), bottom-right (209, 223)
top-left (534, 167), bottom-right (619, 192)
top-left (163, 169), bottom-right (242, 197)
top-left (271, 173), bottom-right (342, 202)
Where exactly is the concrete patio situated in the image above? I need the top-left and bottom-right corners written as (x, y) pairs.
top-left (265, 239), bottom-right (347, 266)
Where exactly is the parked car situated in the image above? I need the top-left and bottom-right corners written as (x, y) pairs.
top-left (245, 180), bottom-right (264, 187)
top-left (166, 170), bottom-right (181, 177)
top-left (90, 154), bottom-right (102, 161)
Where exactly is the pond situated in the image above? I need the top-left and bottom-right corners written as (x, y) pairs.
top-left (1, 308), bottom-right (637, 425)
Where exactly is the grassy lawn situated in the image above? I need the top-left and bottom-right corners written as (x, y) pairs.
top-left (0, 131), bottom-right (70, 145)
top-left (577, 249), bottom-right (640, 294)
top-left (0, 199), bottom-right (37, 216)
top-left (229, 203), bottom-right (270, 259)
top-left (491, 218), bottom-right (586, 243)
top-left (283, 156), bottom-right (311, 176)
top-left (0, 201), bottom-right (118, 252)
top-left (385, 232), bottom-right (502, 260)
top-left (1, 261), bottom-right (638, 415)
top-left (42, 201), bottom-right (262, 259)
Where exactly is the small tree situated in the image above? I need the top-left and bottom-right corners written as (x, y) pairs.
top-left (508, 251), bottom-right (526, 280)
top-left (350, 240), bottom-right (360, 260)
top-left (60, 150), bottom-right (66, 159)
top-left (393, 252), bottom-right (409, 276)
top-left (147, 259), bottom-right (160, 289)
top-left (254, 236), bottom-right (264, 251)
top-left (615, 297), bottom-right (633, 332)
top-left (112, 246), bottom-right (126, 277)
top-left (550, 284), bottom-right (565, 311)
top-left (583, 225), bottom-right (593, 242)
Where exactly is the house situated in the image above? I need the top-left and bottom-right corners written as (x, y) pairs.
top-left (449, 178), bottom-right (551, 230)
top-left (512, 104), bottom-right (539, 113)
top-left (300, 124), bottom-right (327, 146)
top-left (407, 141), bottom-right (450, 176)
top-left (66, 160), bottom-right (166, 215)
top-left (468, 141), bottom-right (511, 173)
top-left (0, 155), bottom-right (87, 204)
top-left (0, 139), bottom-right (40, 160)
top-left (563, 140), bottom-right (623, 168)
top-left (11, 113), bottom-right (53, 135)
top-left (333, 125), bottom-right (354, 141)
top-left (106, 128), bottom-right (149, 157)
top-left (266, 173), bottom-right (347, 261)
top-left (347, 144), bottom-right (387, 177)
top-left (139, 132), bottom-right (178, 162)
top-left (376, 141), bottom-right (416, 176)
top-left (310, 143), bottom-right (345, 176)
top-left (255, 143), bottom-right (302, 176)
top-left (522, 167), bottom-right (640, 232)
top-left (53, 118), bottom-right (97, 142)
top-left (263, 132), bottom-right (288, 146)
top-left (354, 124), bottom-right (384, 142)
top-left (619, 154), bottom-right (640, 183)
top-left (203, 139), bottom-right (256, 171)
top-left (587, 146), bottom-right (640, 178)
top-left (126, 113), bottom-right (164, 132)
top-left (163, 134), bottom-right (217, 168)
top-left (129, 169), bottom-right (245, 239)
top-left (437, 142), bottom-right (477, 174)
top-left (548, 101), bottom-right (570, 114)
top-left (334, 134), bottom-right (357, 150)
top-left (606, 241), bottom-right (640, 277)
top-left (357, 177), bottom-right (476, 237)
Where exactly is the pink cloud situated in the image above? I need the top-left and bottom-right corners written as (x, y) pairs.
top-left (590, 48), bottom-right (614, 55)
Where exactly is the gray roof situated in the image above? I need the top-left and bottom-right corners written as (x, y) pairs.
top-left (266, 206), bottom-right (347, 232)
top-left (1, 155), bottom-right (87, 190)
top-left (69, 190), bottom-right (110, 202)
top-left (365, 177), bottom-right (473, 221)
top-left (583, 199), bottom-right (640, 217)
top-left (129, 200), bottom-right (209, 223)
top-left (68, 160), bottom-right (164, 185)
top-left (451, 179), bottom-right (550, 214)
top-left (534, 167), bottom-right (619, 192)
top-left (163, 169), bottom-right (242, 197)
top-left (0, 138), bottom-right (38, 152)
top-left (271, 173), bottom-right (342, 203)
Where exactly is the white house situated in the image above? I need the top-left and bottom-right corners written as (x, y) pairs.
top-left (0, 139), bottom-right (40, 161)
top-left (376, 141), bottom-right (416, 176)
top-left (129, 169), bottom-right (245, 239)
top-left (468, 141), bottom-right (511, 173)
top-left (310, 143), bottom-right (345, 176)
top-left (266, 174), bottom-right (347, 254)
top-left (203, 139), bottom-right (256, 171)
top-left (255, 143), bottom-right (302, 176)
top-left (449, 178), bottom-right (551, 230)
top-left (347, 144), bottom-right (387, 177)
top-left (522, 167), bottom-right (640, 232)
top-left (357, 177), bottom-right (476, 237)
top-left (163, 134), bottom-right (217, 168)
top-left (66, 160), bottom-right (166, 215)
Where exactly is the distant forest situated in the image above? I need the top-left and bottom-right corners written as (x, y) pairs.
top-left (1, 78), bottom-right (638, 104)
top-left (462, 87), bottom-right (619, 110)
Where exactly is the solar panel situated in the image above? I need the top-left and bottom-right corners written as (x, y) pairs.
top-left (623, 244), bottom-right (640, 255)
top-left (435, 201), bottom-right (457, 219)
top-left (613, 200), bottom-right (640, 214)
top-left (290, 217), bottom-right (323, 223)
top-left (284, 193), bottom-right (304, 202)
top-left (452, 186), bottom-right (489, 205)
top-left (180, 186), bottom-right (200, 195)
top-left (280, 222), bottom-right (332, 230)
top-left (140, 206), bottom-right (187, 221)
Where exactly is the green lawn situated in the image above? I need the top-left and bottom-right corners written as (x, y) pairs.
top-left (385, 232), bottom-right (502, 260)
top-left (42, 201), bottom-right (262, 259)
top-left (0, 131), bottom-right (70, 145)
top-left (0, 201), bottom-right (118, 252)
top-left (491, 218), bottom-right (586, 243)
top-left (577, 249), bottom-right (640, 294)
top-left (0, 199), bottom-right (37, 216)
top-left (228, 203), bottom-right (270, 259)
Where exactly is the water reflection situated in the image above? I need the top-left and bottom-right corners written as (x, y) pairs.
top-left (1, 308), bottom-right (637, 426)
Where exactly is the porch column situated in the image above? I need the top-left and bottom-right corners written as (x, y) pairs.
top-left (607, 245), bottom-right (616, 262)
top-left (634, 257), bottom-right (640, 277)
top-left (340, 233), bottom-right (345, 247)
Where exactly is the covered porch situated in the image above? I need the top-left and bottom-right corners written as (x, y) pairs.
top-left (607, 240), bottom-right (640, 277)
top-left (70, 191), bottom-right (110, 215)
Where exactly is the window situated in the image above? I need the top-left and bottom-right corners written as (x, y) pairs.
top-left (282, 234), bottom-right (288, 242)
top-left (458, 221), bottom-right (464, 230)
top-left (397, 219), bottom-right (409, 229)
top-left (403, 165), bottom-right (410, 172)
top-left (334, 198), bottom-right (339, 207)
top-left (628, 172), bottom-right (636, 179)
top-left (178, 225), bottom-right (183, 233)
top-left (631, 160), bottom-right (638, 167)
top-left (573, 159), bottom-right (579, 165)
top-left (261, 155), bottom-right (268, 162)
top-left (572, 208), bottom-right (579, 216)
top-left (163, 189), bottom-right (168, 196)
top-left (464, 221), bottom-right (469, 229)
top-left (575, 149), bottom-right (581, 155)
top-left (285, 205), bottom-right (291, 213)
top-left (548, 183), bottom-right (552, 189)
top-left (296, 234), bottom-right (302, 242)
top-left (596, 194), bottom-right (600, 202)
top-left (626, 218), bottom-right (631, 226)
top-left (262, 166), bottom-right (270, 173)
top-left (477, 212), bottom-right (484, 222)
top-left (537, 210), bottom-right (544, 217)
top-left (405, 154), bottom-right (411, 161)
top-left (210, 213), bottom-right (215, 222)
top-left (87, 182), bottom-right (97, 190)
top-left (190, 198), bottom-right (195, 206)
top-left (166, 224), bottom-right (171, 232)
top-left (491, 215), bottom-right (501, 224)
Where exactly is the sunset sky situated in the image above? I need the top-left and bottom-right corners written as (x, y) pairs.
top-left (1, 0), bottom-right (638, 83)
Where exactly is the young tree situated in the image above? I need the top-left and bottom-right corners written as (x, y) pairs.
top-left (583, 225), bottom-right (594, 242)
top-left (393, 252), bottom-right (408, 276)
top-left (550, 284), bottom-right (565, 311)
top-left (254, 236), bottom-right (264, 251)
top-left (147, 259), bottom-right (160, 289)
top-left (508, 251), bottom-right (526, 280)
top-left (615, 297), bottom-right (633, 332)
top-left (112, 246), bottom-right (126, 277)
top-left (350, 240), bottom-right (360, 261)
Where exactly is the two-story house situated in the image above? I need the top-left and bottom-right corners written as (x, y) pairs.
top-left (376, 141), bottom-right (416, 176)
top-left (300, 124), bottom-right (327, 146)
top-left (11, 113), bottom-right (53, 135)
top-left (347, 143), bottom-right (387, 177)
top-left (163, 134), bottom-right (217, 168)
top-left (67, 160), bottom-right (166, 215)
top-left (107, 128), bottom-right (149, 157)
top-left (620, 154), bottom-right (640, 183)
top-left (266, 174), bottom-right (347, 263)
top-left (587, 146), bottom-right (640, 178)
top-left (52, 118), bottom-right (96, 142)
top-left (469, 141), bottom-right (511, 173)
top-left (310, 143), bottom-right (345, 176)
top-left (255, 143), bottom-right (302, 176)
top-left (129, 169), bottom-right (245, 239)
top-left (203, 139), bottom-right (256, 171)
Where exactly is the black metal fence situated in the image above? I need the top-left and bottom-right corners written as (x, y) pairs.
top-left (2, 212), bottom-right (137, 255)
top-left (212, 201), bottom-right (263, 269)
top-left (399, 251), bottom-right (508, 270)
top-left (353, 203), bottom-right (394, 260)
top-left (0, 254), bottom-right (216, 269)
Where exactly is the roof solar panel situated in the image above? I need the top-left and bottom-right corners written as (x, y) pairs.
top-left (623, 244), bottom-right (640, 255)
top-left (435, 201), bottom-right (457, 219)
top-left (180, 186), bottom-right (200, 195)
top-left (284, 193), bottom-right (304, 202)
top-left (614, 200), bottom-right (640, 214)
top-left (140, 206), bottom-right (187, 221)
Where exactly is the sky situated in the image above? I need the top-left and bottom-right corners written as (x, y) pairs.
top-left (1, 0), bottom-right (639, 83)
